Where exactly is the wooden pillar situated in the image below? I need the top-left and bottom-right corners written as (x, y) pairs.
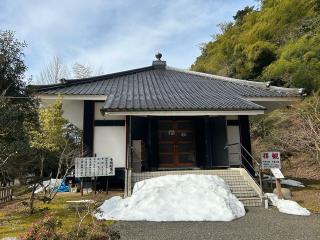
top-left (147, 117), bottom-right (153, 170)
top-left (204, 116), bottom-right (213, 168)
top-left (83, 101), bottom-right (95, 157)
top-left (275, 179), bottom-right (284, 199)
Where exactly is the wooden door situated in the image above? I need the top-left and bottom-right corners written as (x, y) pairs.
top-left (158, 120), bottom-right (196, 168)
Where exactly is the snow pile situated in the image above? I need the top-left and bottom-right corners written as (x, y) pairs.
top-left (96, 174), bottom-right (245, 221)
top-left (281, 179), bottom-right (305, 187)
top-left (34, 178), bottom-right (63, 193)
top-left (264, 175), bottom-right (305, 187)
top-left (266, 193), bottom-right (310, 216)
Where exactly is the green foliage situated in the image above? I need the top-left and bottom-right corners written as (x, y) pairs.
top-left (192, 0), bottom-right (320, 91)
top-left (233, 6), bottom-right (255, 23)
top-left (0, 31), bottom-right (39, 185)
top-left (0, 30), bottom-right (27, 96)
top-left (262, 33), bottom-right (320, 90)
top-left (29, 98), bottom-right (67, 152)
top-left (0, 96), bottom-right (39, 184)
top-left (27, 97), bottom-right (82, 180)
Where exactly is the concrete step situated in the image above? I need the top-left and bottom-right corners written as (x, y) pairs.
top-left (238, 197), bottom-right (262, 207)
top-left (229, 183), bottom-right (252, 188)
top-left (230, 187), bottom-right (253, 192)
top-left (221, 176), bottom-right (244, 179)
top-left (224, 180), bottom-right (250, 185)
top-left (232, 191), bottom-right (259, 198)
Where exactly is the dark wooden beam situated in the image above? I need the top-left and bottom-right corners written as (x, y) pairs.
top-left (83, 101), bottom-right (94, 157)
top-left (94, 120), bottom-right (125, 126)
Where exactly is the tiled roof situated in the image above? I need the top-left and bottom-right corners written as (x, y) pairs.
top-left (33, 63), bottom-right (301, 112)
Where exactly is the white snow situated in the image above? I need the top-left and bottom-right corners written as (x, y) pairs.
top-left (264, 175), bottom-right (305, 187)
top-left (280, 179), bottom-right (305, 187)
top-left (96, 174), bottom-right (246, 221)
top-left (34, 178), bottom-right (62, 193)
top-left (265, 193), bottom-right (310, 216)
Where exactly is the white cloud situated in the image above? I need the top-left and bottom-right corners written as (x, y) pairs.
top-left (0, 0), bottom-right (257, 80)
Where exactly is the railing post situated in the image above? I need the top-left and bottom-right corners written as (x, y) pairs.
top-left (258, 168), bottom-right (263, 196)
top-left (225, 142), bottom-right (264, 196)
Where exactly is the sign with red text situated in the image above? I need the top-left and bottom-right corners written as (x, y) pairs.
top-left (261, 152), bottom-right (281, 169)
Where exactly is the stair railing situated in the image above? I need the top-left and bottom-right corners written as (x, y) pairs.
top-left (225, 142), bottom-right (263, 196)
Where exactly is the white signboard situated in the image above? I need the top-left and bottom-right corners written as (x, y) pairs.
top-left (75, 157), bottom-right (115, 177)
top-left (270, 168), bottom-right (285, 179)
top-left (261, 151), bottom-right (281, 169)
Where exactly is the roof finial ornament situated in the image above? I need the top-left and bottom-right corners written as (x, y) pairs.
top-left (155, 52), bottom-right (162, 60)
top-left (152, 52), bottom-right (166, 68)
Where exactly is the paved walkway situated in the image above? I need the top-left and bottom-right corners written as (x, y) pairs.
top-left (112, 207), bottom-right (320, 240)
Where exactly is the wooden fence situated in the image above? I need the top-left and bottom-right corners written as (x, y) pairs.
top-left (0, 186), bottom-right (13, 204)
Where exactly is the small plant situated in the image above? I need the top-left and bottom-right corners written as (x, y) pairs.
top-left (21, 214), bottom-right (62, 240)
top-left (21, 211), bottom-right (120, 240)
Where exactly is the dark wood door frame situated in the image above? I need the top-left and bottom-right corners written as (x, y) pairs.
top-left (158, 119), bottom-right (196, 168)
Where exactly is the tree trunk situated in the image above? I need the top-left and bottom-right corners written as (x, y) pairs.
top-left (30, 184), bottom-right (37, 214)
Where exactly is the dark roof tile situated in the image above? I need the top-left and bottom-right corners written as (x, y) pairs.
top-left (33, 65), bottom-right (301, 112)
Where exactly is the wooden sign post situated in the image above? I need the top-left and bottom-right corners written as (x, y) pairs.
top-left (261, 151), bottom-right (285, 199)
top-left (271, 168), bottom-right (285, 199)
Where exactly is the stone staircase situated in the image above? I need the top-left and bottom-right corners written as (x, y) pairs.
top-left (215, 169), bottom-right (262, 207)
top-left (129, 168), bottom-right (262, 207)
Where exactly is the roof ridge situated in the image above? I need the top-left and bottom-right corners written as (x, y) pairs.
top-left (31, 65), bottom-right (154, 92)
top-left (166, 66), bottom-right (302, 95)
top-left (65, 65), bottom-right (154, 83)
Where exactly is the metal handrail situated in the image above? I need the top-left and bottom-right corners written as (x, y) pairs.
top-left (225, 142), bottom-right (263, 196)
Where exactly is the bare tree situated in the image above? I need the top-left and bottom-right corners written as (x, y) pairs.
top-left (37, 55), bottom-right (105, 84)
top-left (72, 62), bottom-right (93, 79)
top-left (254, 94), bottom-right (320, 167)
top-left (37, 56), bottom-right (69, 84)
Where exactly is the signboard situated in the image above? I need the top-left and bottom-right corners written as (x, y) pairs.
top-left (270, 168), bottom-right (285, 179)
top-left (75, 157), bottom-right (115, 177)
top-left (261, 151), bottom-right (281, 169)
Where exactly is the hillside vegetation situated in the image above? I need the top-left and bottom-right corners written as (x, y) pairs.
top-left (192, 0), bottom-right (320, 92)
top-left (192, 0), bottom-right (320, 179)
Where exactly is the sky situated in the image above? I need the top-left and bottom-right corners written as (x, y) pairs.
top-left (0, 0), bottom-right (257, 81)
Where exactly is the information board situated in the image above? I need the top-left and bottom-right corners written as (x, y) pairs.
top-left (75, 157), bottom-right (115, 177)
top-left (270, 168), bottom-right (285, 179)
top-left (261, 151), bottom-right (281, 169)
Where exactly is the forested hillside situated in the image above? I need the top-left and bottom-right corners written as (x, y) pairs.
top-left (192, 0), bottom-right (320, 179)
top-left (192, 0), bottom-right (320, 92)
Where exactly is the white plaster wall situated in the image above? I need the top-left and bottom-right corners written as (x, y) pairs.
top-left (93, 126), bottom-right (126, 168)
top-left (226, 115), bottom-right (239, 120)
top-left (94, 102), bottom-right (125, 120)
top-left (41, 99), bottom-right (84, 130)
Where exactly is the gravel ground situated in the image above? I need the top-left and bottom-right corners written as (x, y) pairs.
top-left (112, 207), bottom-right (320, 240)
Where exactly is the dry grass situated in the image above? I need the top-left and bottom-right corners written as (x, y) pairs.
top-left (290, 179), bottom-right (320, 213)
top-left (0, 190), bottom-right (122, 238)
top-left (265, 178), bottom-right (320, 213)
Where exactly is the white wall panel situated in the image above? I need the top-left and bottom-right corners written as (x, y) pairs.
top-left (94, 102), bottom-right (125, 120)
top-left (41, 99), bottom-right (84, 130)
top-left (93, 126), bottom-right (126, 168)
top-left (226, 116), bottom-right (241, 165)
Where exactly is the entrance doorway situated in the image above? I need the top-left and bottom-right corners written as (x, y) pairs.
top-left (158, 120), bottom-right (196, 168)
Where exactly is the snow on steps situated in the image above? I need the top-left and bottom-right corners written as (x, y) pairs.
top-left (130, 168), bottom-right (262, 207)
